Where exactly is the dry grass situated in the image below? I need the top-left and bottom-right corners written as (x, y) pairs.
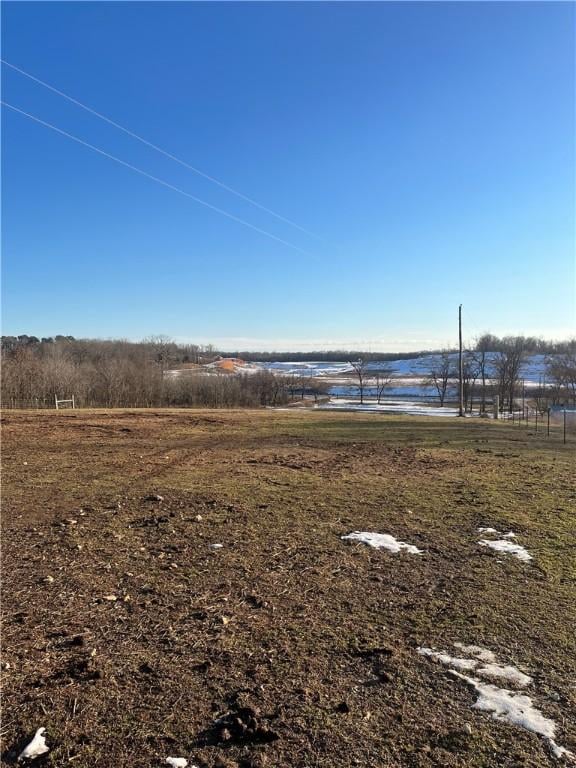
top-left (1, 409), bottom-right (575, 767)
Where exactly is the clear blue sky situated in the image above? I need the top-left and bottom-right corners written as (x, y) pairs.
top-left (2, 1), bottom-right (574, 351)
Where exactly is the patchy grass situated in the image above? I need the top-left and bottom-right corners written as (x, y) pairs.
top-left (1, 409), bottom-right (575, 767)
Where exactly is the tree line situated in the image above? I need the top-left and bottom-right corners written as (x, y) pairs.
top-left (346, 335), bottom-right (576, 412)
top-left (423, 336), bottom-right (576, 412)
top-left (2, 333), bottom-right (574, 411)
top-left (0, 336), bottom-right (330, 409)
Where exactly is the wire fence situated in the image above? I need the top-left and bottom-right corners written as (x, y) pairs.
top-left (2, 397), bottom-right (575, 443)
top-left (500, 407), bottom-right (575, 444)
top-left (3, 397), bottom-right (57, 409)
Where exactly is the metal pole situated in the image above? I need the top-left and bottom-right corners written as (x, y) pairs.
top-left (564, 409), bottom-right (567, 444)
top-left (535, 410), bottom-right (538, 433)
top-left (521, 380), bottom-right (525, 411)
top-left (458, 304), bottom-right (464, 417)
top-left (547, 409), bottom-right (550, 437)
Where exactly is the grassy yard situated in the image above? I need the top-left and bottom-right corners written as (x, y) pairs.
top-left (1, 409), bottom-right (575, 767)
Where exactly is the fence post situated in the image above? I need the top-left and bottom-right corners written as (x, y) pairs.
top-left (564, 409), bottom-right (567, 444)
top-left (535, 410), bottom-right (538, 433)
top-left (547, 409), bottom-right (550, 437)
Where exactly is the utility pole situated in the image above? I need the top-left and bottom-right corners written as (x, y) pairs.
top-left (458, 304), bottom-right (464, 417)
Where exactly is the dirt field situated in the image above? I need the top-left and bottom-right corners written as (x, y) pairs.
top-left (2, 409), bottom-right (575, 767)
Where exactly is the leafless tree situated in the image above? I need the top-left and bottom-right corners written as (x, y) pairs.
top-left (462, 352), bottom-right (479, 413)
top-left (349, 359), bottom-right (369, 404)
top-left (472, 335), bottom-right (493, 413)
top-left (546, 345), bottom-right (576, 406)
top-left (145, 335), bottom-right (177, 374)
top-left (374, 366), bottom-right (393, 404)
top-left (427, 350), bottom-right (454, 407)
top-left (287, 374), bottom-right (308, 400)
top-left (493, 337), bottom-right (527, 412)
top-left (533, 377), bottom-right (553, 415)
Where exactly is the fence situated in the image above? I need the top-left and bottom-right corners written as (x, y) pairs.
top-left (2, 397), bottom-right (56, 409)
top-left (500, 406), bottom-right (575, 444)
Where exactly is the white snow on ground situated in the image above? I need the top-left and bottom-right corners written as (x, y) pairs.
top-left (475, 663), bottom-right (532, 688)
top-left (18, 727), bottom-right (49, 760)
top-left (256, 354), bottom-right (549, 384)
top-left (417, 647), bottom-right (531, 686)
top-left (453, 643), bottom-right (497, 663)
top-left (418, 644), bottom-right (574, 761)
top-left (417, 648), bottom-right (478, 671)
top-left (478, 527), bottom-right (516, 539)
top-left (341, 531), bottom-right (422, 554)
top-left (165, 759), bottom-right (189, 768)
top-left (454, 674), bottom-right (556, 735)
top-left (479, 539), bottom-right (532, 562)
top-left (477, 527), bottom-right (531, 561)
top-left (317, 399), bottom-right (459, 417)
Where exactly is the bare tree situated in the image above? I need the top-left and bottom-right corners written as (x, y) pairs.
top-left (546, 345), bottom-right (576, 407)
top-left (349, 359), bottom-right (369, 404)
top-left (145, 335), bottom-right (177, 375)
top-left (427, 350), bottom-right (454, 407)
top-left (533, 377), bottom-right (553, 415)
top-left (472, 335), bottom-right (493, 413)
top-left (462, 352), bottom-right (479, 413)
top-left (287, 374), bottom-right (307, 400)
top-left (374, 366), bottom-right (393, 404)
top-left (493, 337), bottom-right (527, 412)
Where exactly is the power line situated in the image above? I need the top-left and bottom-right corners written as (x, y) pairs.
top-left (1, 58), bottom-right (321, 241)
top-left (1, 100), bottom-right (312, 256)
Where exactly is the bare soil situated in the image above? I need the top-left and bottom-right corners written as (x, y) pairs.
top-left (1, 409), bottom-right (575, 767)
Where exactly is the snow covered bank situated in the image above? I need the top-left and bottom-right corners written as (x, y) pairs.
top-left (317, 399), bottom-right (460, 417)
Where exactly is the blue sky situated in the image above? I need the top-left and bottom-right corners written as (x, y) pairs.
top-left (2, 1), bottom-right (574, 351)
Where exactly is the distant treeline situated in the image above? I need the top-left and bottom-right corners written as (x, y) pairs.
top-left (0, 336), bottom-right (326, 409)
top-left (1, 333), bottom-right (574, 410)
top-left (2, 333), bottom-right (574, 360)
top-left (218, 350), bottom-right (432, 362)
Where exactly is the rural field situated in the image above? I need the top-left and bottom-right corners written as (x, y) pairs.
top-left (1, 409), bottom-right (575, 768)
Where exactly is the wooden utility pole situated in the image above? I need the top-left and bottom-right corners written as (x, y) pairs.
top-left (458, 304), bottom-right (464, 417)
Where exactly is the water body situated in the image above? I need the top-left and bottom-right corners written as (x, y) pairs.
top-left (257, 354), bottom-right (550, 401)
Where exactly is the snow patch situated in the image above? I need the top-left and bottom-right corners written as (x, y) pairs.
top-left (453, 643), bottom-right (497, 663)
top-left (454, 673), bottom-right (555, 735)
top-left (478, 527), bottom-right (516, 538)
top-left (475, 663), bottom-right (532, 688)
top-left (318, 399), bottom-right (459, 417)
top-left (342, 531), bottom-right (422, 554)
top-left (418, 644), bottom-right (574, 761)
top-left (18, 728), bottom-right (49, 761)
top-left (165, 759), bottom-right (190, 768)
top-left (417, 647), bottom-right (478, 671)
top-left (479, 539), bottom-right (532, 562)
top-left (418, 647), bottom-right (531, 686)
